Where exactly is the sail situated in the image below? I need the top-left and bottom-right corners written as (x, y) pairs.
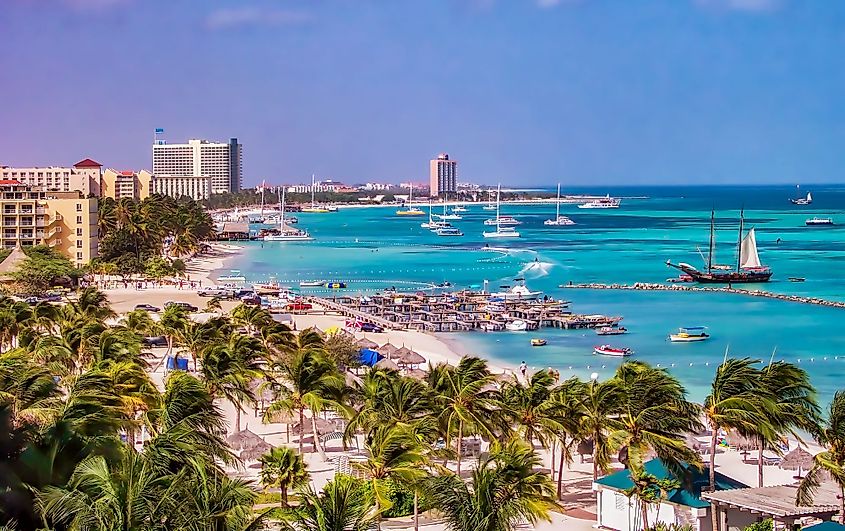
top-left (740, 228), bottom-right (762, 269)
top-left (807, 192), bottom-right (813, 202)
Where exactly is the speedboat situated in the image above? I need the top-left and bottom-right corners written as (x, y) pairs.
top-left (788, 277), bottom-right (806, 282)
top-left (578, 196), bottom-right (620, 209)
top-left (594, 345), bottom-right (632, 357)
top-left (435, 227), bottom-right (463, 236)
top-left (484, 216), bottom-right (520, 226)
top-left (299, 280), bottom-right (325, 288)
top-left (326, 205), bottom-right (339, 212)
top-left (806, 217), bottom-right (834, 226)
top-left (669, 327), bottom-right (709, 342)
top-left (544, 216), bottom-right (575, 226)
top-left (324, 282), bottom-right (347, 289)
top-left (492, 279), bottom-right (542, 300)
top-left (506, 320), bottom-right (528, 331)
top-left (530, 338), bottom-right (547, 347)
top-left (597, 326), bottom-right (627, 336)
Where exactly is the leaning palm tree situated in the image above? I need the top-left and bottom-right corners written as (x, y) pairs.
top-left (427, 356), bottom-right (499, 476)
top-left (157, 303), bottom-right (189, 363)
top-left (756, 361), bottom-right (819, 487)
top-left (120, 309), bottom-right (156, 336)
top-left (259, 446), bottom-right (310, 508)
top-left (346, 369), bottom-right (434, 441)
top-left (499, 369), bottom-right (564, 447)
top-left (549, 376), bottom-right (588, 499)
top-left (424, 439), bottom-right (560, 531)
top-left (798, 391), bottom-right (845, 522)
top-left (281, 474), bottom-right (376, 531)
top-left (579, 375), bottom-right (624, 480)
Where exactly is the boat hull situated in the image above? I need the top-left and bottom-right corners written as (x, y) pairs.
top-left (669, 334), bottom-right (709, 342)
top-left (594, 346), bottom-right (632, 357)
top-left (667, 262), bottom-right (772, 283)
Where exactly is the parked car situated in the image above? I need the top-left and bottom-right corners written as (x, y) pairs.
top-left (360, 322), bottom-right (384, 333)
top-left (134, 303), bottom-right (161, 312)
top-left (198, 287), bottom-right (231, 297)
top-left (142, 336), bottom-right (168, 348)
top-left (240, 295), bottom-right (261, 306)
top-left (285, 302), bottom-right (313, 312)
top-left (164, 301), bottom-right (198, 312)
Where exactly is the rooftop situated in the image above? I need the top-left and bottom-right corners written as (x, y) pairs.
top-left (73, 158), bottom-right (102, 168)
top-left (702, 482), bottom-right (841, 519)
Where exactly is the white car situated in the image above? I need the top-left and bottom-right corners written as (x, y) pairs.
top-left (198, 287), bottom-right (231, 298)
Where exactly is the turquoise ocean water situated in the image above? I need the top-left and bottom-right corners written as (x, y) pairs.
top-left (227, 185), bottom-right (845, 401)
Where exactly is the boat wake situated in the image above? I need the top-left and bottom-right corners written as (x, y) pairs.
top-left (519, 260), bottom-right (555, 278)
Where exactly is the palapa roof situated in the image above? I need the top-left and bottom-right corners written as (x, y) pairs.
top-left (356, 338), bottom-right (379, 349)
top-left (702, 482), bottom-right (841, 518)
top-left (0, 245), bottom-right (27, 280)
top-left (404, 368), bottom-right (428, 380)
top-left (779, 447), bottom-right (815, 471)
top-left (220, 222), bottom-right (249, 234)
top-left (374, 357), bottom-right (399, 370)
top-left (292, 418), bottom-right (334, 436)
top-left (226, 428), bottom-right (266, 451)
top-left (396, 349), bottom-right (426, 366)
top-left (239, 441), bottom-right (272, 461)
top-left (378, 343), bottom-right (399, 357)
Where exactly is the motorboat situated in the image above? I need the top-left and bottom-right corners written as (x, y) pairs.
top-left (483, 184), bottom-right (522, 238)
top-left (594, 345), bottom-right (632, 357)
top-left (484, 216), bottom-right (520, 226)
top-left (669, 326), bottom-right (710, 342)
top-left (483, 226), bottom-right (520, 238)
top-left (435, 227), bottom-right (463, 237)
top-left (326, 205), bottom-right (339, 212)
top-left (324, 282), bottom-right (347, 289)
top-left (545, 183), bottom-right (576, 226)
top-left (806, 217), bottom-right (834, 226)
top-left (217, 270), bottom-right (246, 283)
top-left (597, 326), bottom-right (628, 336)
top-left (255, 282), bottom-right (282, 295)
top-left (435, 212), bottom-right (463, 221)
top-left (530, 338), bottom-right (547, 347)
top-left (788, 277), bottom-right (806, 282)
top-left (492, 279), bottom-right (542, 300)
top-left (578, 196), bottom-right (620, 209)
top-left (505, 319), bottom-right (528, 331)
top-left (299, 280), bottom-right (325, 287)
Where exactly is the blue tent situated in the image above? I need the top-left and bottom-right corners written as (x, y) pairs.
top-left (166, 356), bottom-right (188, 371)
top-left (358, 348), bottom-right (382, 367)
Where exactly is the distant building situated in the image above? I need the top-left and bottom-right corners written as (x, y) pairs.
top-left (360, 182), bottom-right (392, 191)
top-left (429, 153), bottom-right (457, 197)
top-left (0, 180), bottom-right (97, 266)
top-left (0, 159), bottom-right (103, 196)
top-left (101, 169), bottom-right (154, 200)
top-left (152, 174), bottom-right (212, 201)
top-left (152, 138), bottom-right (242, 194)
top-left (285, 180), bottom-right (355, 194)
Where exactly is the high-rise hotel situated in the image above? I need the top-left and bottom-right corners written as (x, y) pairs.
top-left (429, 153), bottom-right (457, 197)
top-left (152, 138), bottom-right (242, 195)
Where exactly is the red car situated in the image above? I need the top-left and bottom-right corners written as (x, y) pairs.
top-left (286, 302), bottom-right (313, 311)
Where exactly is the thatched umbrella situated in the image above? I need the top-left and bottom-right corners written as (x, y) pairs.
top-left (726, 431), bottom-right (757, 451)
top-left (292, 418), bottom-right (334, 436)
top-left (0, 245), bottom-right (27, 283)
top-left (780, 447), bottom-right (815, 471)
top-left (226, 429), bottom-right (266, 451)
top-left (378, 343), bottom-right (399, 358)
top-left (684, 433), bottom-right (705, 452)
top-left (405, 368), bottom-right (428, 380)
top-left (374, 357), bottom-right (399, 371)
top-left (396, 349), bottom-right (426, 367)
top-left (240, 441), bottom-right (272, 462)
top-left (356, 338), bottom-right (378, 350)
top-left (263, 409), bottom-right (298, 444)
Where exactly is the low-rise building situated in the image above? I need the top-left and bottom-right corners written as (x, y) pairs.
top-left (101, 169), bottom-right (154, 200)
top-left (0, 158), bottom-right (103, 196)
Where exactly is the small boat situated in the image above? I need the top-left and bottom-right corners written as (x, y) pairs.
top-left (506, 319), bottom-right (528, 331)
top-left (299, 280), bottom-right (324, 287)
top-left (578, 196), bottom-right (620, 209)
top-left (594, 345), bottom-right (632, 357)
top-left (530, 338), bottom-right (547, 347)
top-left (483, 185), bottom-right (522, 238)
top-left (217, 270), bottom-right (246, 283)
top-left (483, 226), bottom-right (520, 238)
top-left (669, 326), bottom-right (710, 342)
top-left (597, 326), bottom-right (628, 336)
top-left (492, 279), bottom-right (543, 300)
top-left (435, 213), bottom-right (463, 221)
top-left (806, 217), bottom-right (834, 226)
top-left (483, 216), bottom-right (520, 226)
top-left (788, 277), bottom-right (806, 282)
top-left (544, 184), bottom-right (576, 226)
top-left (263, 188), bottom-right (314, 241)
top-left (435, 227), bottom-right (463, 237)
top-left (326, 205), bottom-right (339, 212)
top-left (396, 184), bottom-right (425, 216)
top-left (255, 283), bottom-right (282, 295)
top-left (790, 187), bottom-right (812, 206)
top-left (324, 282), bottom-right (347, 289)
top-left (452, 205), bottom-right (467, 213)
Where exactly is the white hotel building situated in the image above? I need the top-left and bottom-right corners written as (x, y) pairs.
top-left (152, 138), bottom-right (242, 195)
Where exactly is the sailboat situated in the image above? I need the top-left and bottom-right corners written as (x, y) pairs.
top-left (544, 183), bottom-right (575, 226)
top-left (666, 210), bottom-right (772, 283)
top-left (483, 184), bottom-right (520, 239)
top-left (421, 201), bottom-right (449, 229)
top-left (301, 175), bottom-right (330, 213)
top-left (790, 185), bottom-right (813, 206)
top-left (263, 188), bottom-right (313, 241)
top-left (435, 194), bottom-right (462, 220)
top-left (396, 184), bottom-right (425, 216)
top-left (483, 189), bottom-right (497, 210)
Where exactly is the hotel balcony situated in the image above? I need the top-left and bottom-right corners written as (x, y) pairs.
top-left (2, 218), bottom-right (17, 227)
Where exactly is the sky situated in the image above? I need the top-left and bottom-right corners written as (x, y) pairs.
top-left (2, 0), bottom-right (845, 187)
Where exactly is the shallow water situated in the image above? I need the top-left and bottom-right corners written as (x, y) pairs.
top-left (229, 184), bottom-right (845, 402)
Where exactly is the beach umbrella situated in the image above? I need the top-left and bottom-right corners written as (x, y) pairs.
top-left (226, 429), bottom-right (266, 451)
top-left (396, 349), bottom-right (426, 367)
top-left (358, 348), bottom-right (381, 367)
top-left (379, 343), bottom-right (399, 357)
top-left (405, 368), bottom-right (428, 380)
top-left (292, 418), bottom-right (334, 436)
top-left (780, 447), bottom-right (815, 470)
top-left (239, 441), bottom-right (272, 462)
top-left (726, 431), bottom-right (756, 451)
top-left (356, 338), bottom-right (378, 350)
top-left (375, 357), bottom-right (399, 371)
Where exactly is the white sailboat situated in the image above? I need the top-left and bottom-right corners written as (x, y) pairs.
top-left (301, 175), bottom-right (330, 213)
top-left (263, 188), bottom-right (313, 241)
top-left (396, 183), bottom-right (425, 216)
top-left (483, 189), bottom-right (497, 210)
top-left (435, 194), bottom-right (462, 220)
top-left (790, 186), bottom-right (813, 205)
top-left (483, 184), bottom-right (520, 239)
top-left (739, 228), bottom-right (762, 269)
top-left (544, 183), bottom-right (575, 226)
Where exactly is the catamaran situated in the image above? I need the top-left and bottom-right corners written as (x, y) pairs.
top-left (263, 188), bottom-right (313, 241)
top-left (301, 175), bottom-right (330, 213)
top-left (483, 184), bottom-right (521, 239)
top-left (669, 326), bottom-right (710, 342)
top-left (396, 184), bottom-right (425, 216)
top-left (790, 185), bottom-right (813, 206)
top-left (578, 195), bottom-right (620, 209)
top-left (434, 226), bottom-right (463, 237)
top-left (491, 278), bottom-right (542, 300)
top-left (544, 183), bottom-right (576, 226)
top-left (666, 210), bottom-right (772, 283)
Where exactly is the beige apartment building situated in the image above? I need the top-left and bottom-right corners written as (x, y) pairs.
top-left (0, 180), bottom-right (97, 266)
top-left (429, 153), bottom-right (457, 197)
top-left (0, 158), bottom-right (103, 196)
top-left (101, 169), bottom-right (154, 200)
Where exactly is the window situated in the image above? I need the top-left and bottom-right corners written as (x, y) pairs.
top-left (615, 493), bottom-right (627, 511)
top-left (76, 228), bottom-right (83, 236)
top-left (76, 239), bottom-right (82, 248)
top-left (76, 252), bottom-right (83, 260)
top-left (76, 216), bottom-right (82, 224)
top-left (76, 203), bottom-right (82, 212)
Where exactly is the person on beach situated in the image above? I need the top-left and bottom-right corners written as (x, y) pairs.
top-left (519, 361), bottom-right (527, 378)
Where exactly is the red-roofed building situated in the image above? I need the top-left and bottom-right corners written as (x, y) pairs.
top-left (73, 158), bottom-right (102, 169)
top-left (1, 159), bottom-right (103, 196)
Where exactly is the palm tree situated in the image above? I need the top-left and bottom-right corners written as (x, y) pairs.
top-left (424, 439), bottom-right (560, 531)
top-left (231, 304), bottom-right (273, 336)
top-left (549, 377), bottom-right (588, 499)
top-left (355, 425), bottom-right (427, 530)
top-left (0, 348), bottom-right (60, 428)
top-left (259, 446), bottom-right (310, 508)
top-left (99, 359), bottom-right (160, 447)
top-left (68, 287), bottom-right (116, 322)
top-left (499, 369), bottom-right (563, 447)
top-left (580, 375), bottom-right (624, 480)
top-left (346, 369), bottom-right (434, 441)
top-left (281, 475), bottom-right (376, 531)
top-left (120, 309), bottom-right (156, 336)
top-left (179, 319), bottom-right (225, 372)
top-left (798, 391), bottom-right (845, 522)
top-left (427, 356), bottom-right (499, 476)
top-left (757, 361), bottom-right (819, 487)
top-left (157, 303), bottom-right (189, 363)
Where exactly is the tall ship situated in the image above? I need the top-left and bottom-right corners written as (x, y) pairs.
top-left (666, 210), bottom-right (772, 283)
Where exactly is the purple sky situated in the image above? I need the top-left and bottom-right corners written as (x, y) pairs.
top-left (2, 0), bottom-right (844, 187)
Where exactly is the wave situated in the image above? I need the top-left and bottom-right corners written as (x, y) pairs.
top-left (519, 259), bottom-right (555, 278)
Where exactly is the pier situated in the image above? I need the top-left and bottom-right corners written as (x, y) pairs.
top-left (562, 282), bottom-right (845, 309)
top-left (305, 292), bottom-right (622, 333)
